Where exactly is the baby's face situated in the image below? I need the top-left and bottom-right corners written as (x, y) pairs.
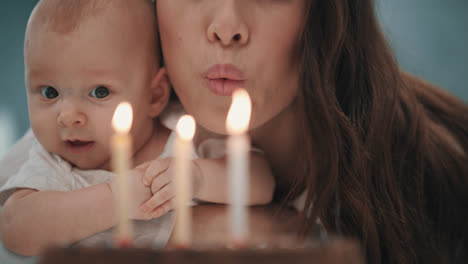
top-left (25, 9), bottom-right (159, 170)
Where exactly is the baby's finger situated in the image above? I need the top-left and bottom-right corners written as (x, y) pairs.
top-left (151, 198), bottom-right (175, 218)
top-left (140, 182), bottom-right (175, 213)
top-left (142, 159), bottom-right (171, 186)
top-left (135, 161), bottom-right (151, 170)
top-left (151, 171), bottom-right (171, 195)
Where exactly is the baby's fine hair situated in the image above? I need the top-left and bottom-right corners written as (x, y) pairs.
top-left (32, 0), bottom-right (156, 35)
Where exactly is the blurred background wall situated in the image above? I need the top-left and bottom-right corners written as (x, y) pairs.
top-left (0, 0), bottom-right (467, 157)
top-left (0, 0), bottom-right (37, 158)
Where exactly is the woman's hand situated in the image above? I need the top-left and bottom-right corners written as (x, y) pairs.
top-left (139, 158), bottom-right (203, 218)
top-left (108, 163), bottom-right (153, 221)
top-left (139, 158), bottom-right (176, 218)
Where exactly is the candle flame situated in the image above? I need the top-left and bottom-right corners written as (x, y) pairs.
top-left (112, 102), bottom-right (133, 134)
top-left (226, 89), bottom-right (251, 134)
top-left (176, 115), bottom-right (196, 141)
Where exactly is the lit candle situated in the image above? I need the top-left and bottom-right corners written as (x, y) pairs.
top-left (173, 115), bottom-right (196, 248)
top-left (111, 102), bottom-right (133, 247)
top-left (226, 88), bottom-right (252, 246)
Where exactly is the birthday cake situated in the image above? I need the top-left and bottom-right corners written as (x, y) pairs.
top-left (38, 239), bottom-right (364, 264)
top-left (37, 203), bottom-right (364, 264)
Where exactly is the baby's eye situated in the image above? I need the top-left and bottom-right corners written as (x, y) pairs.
top-left (90, 86), bottom-right (110, 99)
top-left (40, 86), bottom-right (59, 99)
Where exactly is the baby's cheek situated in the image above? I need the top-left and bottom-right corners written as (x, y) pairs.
top-left (30, 113), bottom-right (54, 141)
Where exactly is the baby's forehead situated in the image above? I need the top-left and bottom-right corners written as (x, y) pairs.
top-left (31, 0), bottom-right (156, 34)
top-left (27, 0), bottom-right (160, 64)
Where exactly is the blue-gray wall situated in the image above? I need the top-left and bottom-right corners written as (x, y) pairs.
top-left (376, 0), bottom-right (468, 102)
top-left (0, 0), bottom-right (37, 157)
top-left (0, 0), bottom-right (467, 156)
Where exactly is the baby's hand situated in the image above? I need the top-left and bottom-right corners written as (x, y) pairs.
top-left (139, 158), bottom-right (176, 218)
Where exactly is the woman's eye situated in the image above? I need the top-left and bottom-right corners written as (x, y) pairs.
top-left (90, 86), bottom-right (110, 99)
top-left (40, 86), bottom-right (59, 99)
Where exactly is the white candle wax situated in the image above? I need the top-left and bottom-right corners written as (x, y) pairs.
top-left (173, 115), bottom-right (195, 248)
top-left (111, 133), bottom-right (132, 246)
top-left (111, 102), bottom-right (133, 247)
top-left (228, 133), bottom-right (250, 244)
top-left (226, 88), bottom-right (252, 246)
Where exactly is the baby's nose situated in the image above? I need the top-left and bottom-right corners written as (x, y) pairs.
top-left (57, 105), bottom-right (87, 128)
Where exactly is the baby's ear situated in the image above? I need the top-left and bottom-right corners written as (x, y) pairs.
top-left (148, 67), bottom-right (171, 118)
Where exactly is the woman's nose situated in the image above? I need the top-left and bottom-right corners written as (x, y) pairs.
top-left (206, 1), bottom-right (249, 46)
top-left (57, 104), bottom-right (87, 128)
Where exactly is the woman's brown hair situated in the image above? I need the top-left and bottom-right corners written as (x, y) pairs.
top-left (293, 0), bottom-right (468, 263)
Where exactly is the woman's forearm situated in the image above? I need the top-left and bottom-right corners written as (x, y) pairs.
top-left (0, 183), bottom-right (116, 256)
top-left (193, 153), bottom-right (275, 205)
top-left (245, 152), bottom-right (275, 205)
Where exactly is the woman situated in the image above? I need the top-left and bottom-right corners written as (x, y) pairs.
top-left (156, 0), bottom-right (468, 263)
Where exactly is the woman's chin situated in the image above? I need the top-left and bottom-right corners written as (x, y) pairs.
top-left (198, 120), bottom-right (228, 135)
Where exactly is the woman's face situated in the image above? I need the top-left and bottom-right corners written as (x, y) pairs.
top-left (157, 0), bottom-right (306, 134)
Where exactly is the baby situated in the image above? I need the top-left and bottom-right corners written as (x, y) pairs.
top-left (0, 0), bottom-right (274, 256)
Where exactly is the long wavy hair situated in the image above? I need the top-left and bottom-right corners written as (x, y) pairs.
top-left (293, 0), bottom-right (468, 263)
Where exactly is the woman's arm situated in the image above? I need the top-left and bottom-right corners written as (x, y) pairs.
top-left (193, 151), bottom-right (275, 205)
top-left (139, 153), bottom-right (275, 218)
top-left (0, 184), bottom-right (115, 256)
top-left (0, 166), bottom-right (153, 256)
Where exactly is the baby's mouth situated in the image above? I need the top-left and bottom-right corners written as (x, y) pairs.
top-left (65, 140), bottom-right (95, 153)
top-left (67, 140), bottom-right (93, 145)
